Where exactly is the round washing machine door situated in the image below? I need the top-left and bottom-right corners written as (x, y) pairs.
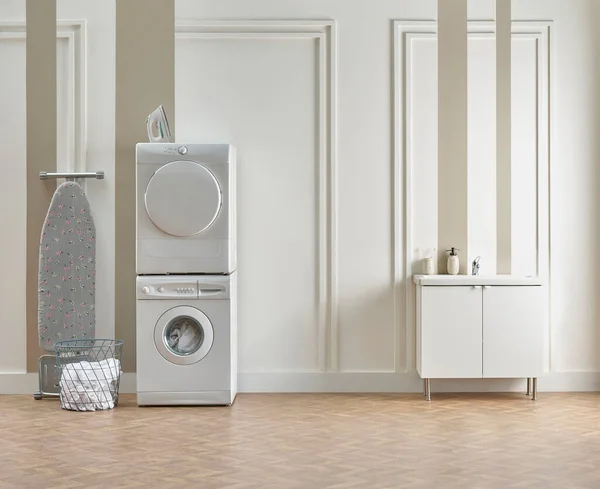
top-left (154, 306), bottom-right (214, 365)
top-left (145, 160), bottom-right (222, 237)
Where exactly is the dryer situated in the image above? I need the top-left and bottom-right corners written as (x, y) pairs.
top-left (136, 143), bottom-right (236, 275)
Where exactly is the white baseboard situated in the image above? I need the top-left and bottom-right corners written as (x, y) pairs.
top-left (119, 373), bottom-right (137, 394)
top-left (539, 371), bottom-right (600, 392)
top-left (1, 371), bottom-right (599, 395)
top-left (0, 373), bottom-right (40, 395)
top-left (237, 371), bottom-right (600, 393)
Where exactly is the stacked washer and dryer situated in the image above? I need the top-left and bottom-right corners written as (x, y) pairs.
top-left (135, 143), bottom-right (237, 406)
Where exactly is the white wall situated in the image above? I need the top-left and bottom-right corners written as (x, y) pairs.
top-left (175, 0), bottom-right (600, 390)
top-left (404, 20), bottom-right (550, 369)
top-left (541, 0), bottom-right (600, 373)
top-left (1, 0), bottom-right (599, 391)
top-left (174, 0), bottom-right (441, 376)
top-left (0, 1), bottom-right (114, 380)
top-left (421, 0), bottom-right (600, 376)
top-left (57, 0), bottom-right (116, 344)
top-left (511, 0), bottom-right (600, 373)
top-left (0, 1), bottom-right (26, 373)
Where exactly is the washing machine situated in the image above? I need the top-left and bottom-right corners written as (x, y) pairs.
top-left (136, 273), bottom-right (237, 406)
top-left (136, 143), bottom-right (236, 275)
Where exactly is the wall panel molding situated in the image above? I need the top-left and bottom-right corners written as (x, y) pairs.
top-left (175, 20), bottom-right (339, 372)
top-left (395, 20), bottom-right (444, 374)
top-left (57, 21), bottom-right (86, 174)
top-left (394, 20), bottom-right (551, 373)
top-left (1, 20), bottom-right (85, 372)
top-left (0, 22), bottom-right (85, 174)
top-left (0, 22), bottom-right (28, 373)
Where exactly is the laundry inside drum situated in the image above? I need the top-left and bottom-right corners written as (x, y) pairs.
top-left (165, 316), bottom-right (204, 355)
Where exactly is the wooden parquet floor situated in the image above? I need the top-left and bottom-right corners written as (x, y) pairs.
top-left (1, 393), bottom-right (600, 488)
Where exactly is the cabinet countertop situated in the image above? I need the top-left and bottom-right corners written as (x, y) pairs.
top-left (413, 275), bottom-right (542, 286)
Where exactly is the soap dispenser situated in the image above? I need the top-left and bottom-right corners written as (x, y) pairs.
top-left (446, 247), bottom-right (460, 275)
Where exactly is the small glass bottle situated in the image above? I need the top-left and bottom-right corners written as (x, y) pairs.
top-left (422, 247), bottom-right (436, 275)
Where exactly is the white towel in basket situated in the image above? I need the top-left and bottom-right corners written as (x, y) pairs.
top-left (59, 358), bottom-right (121, 411)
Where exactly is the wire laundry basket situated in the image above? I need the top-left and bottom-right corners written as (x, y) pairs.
top-left (55, 339), bottom-right (123, 411)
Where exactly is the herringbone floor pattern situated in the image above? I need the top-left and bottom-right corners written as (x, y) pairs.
top-left (1, 393), bottom-right (599, 488)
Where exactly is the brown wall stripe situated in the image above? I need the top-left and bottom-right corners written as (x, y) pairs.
top-left (496, 0), bottom-right (512, 274)
top-left (26, 0), bottom-right (57, 372)
top-left (115, 0), bottom-right (175, 372)
top-left (437, 0), bottom-right (468, 274)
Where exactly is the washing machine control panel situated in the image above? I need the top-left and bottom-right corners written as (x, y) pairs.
top-left (138, 282), bottom-right (198, 299)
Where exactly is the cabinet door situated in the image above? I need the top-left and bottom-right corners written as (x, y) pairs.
top-left (483, 286), bottom-right (544, 378)
top-left (420, 286), bottom-right (483, 378)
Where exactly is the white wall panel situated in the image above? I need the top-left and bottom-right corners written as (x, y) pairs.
top-left (0, 14), bottom-right (111, 373)
top-left (409, 36), bottom-right (439, 273)
top-left (0, 30), bottom-right (27, 372)
top-left (408, 33), bottom-right (500, 279)
top-left (331, 18), bottom-right (394, 372)
top-left (58, 1), bottom-right (116, 342)
top-left (175, 0), bottom-right (415, 379)
top-left (467, 37), bottom-right (496, 275)
top-left (402, 32), bottom-right (439, 373)
top-left (407, 33), bottom-right (504, 281)
top-left (176, 34), bottom-right (322, 372)
top-left (56, 37), bottom-right (71, 174)
top-left (401, 22), bottom-right (550, 373)
top-left (510, 38), bottom-right (538, 278)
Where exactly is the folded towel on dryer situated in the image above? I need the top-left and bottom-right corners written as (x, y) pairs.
top-left (59, 358), bottom-right (121, 411)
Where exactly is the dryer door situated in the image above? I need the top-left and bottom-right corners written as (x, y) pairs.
top-left (145, 160), bottom-right (222, 237)
top-left (154, 306), bottom-right (214, 365)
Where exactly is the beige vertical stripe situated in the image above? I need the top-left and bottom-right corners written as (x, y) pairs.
top-left (115, 0), bottom-right (175, 372)
top-left (437, 0), bottom-right (468, 274)
top-left (26, 0), bottom-right (57, 372)
top-left (496, 0), bottom-right (512, 274)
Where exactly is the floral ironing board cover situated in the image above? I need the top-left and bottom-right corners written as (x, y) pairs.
top-left (38, 181), bottom-right (96, 351)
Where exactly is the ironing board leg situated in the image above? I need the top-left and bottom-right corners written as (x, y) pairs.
top-left (34, 357), bottom-right (43, 400)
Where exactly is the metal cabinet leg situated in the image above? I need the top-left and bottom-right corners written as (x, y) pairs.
top-left (532, 378), bottom-right (538, 401)
top-left (423, 379), bottom-right (426, 396)
top-left (526, 377), bottom-right (531, 396)
top-left (425, 378), bottom-right (431, 401)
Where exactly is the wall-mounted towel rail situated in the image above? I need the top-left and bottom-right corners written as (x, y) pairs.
top-left (39, 171), bottom-right (104, 181)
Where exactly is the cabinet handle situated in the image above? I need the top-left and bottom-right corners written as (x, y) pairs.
top-left (473, 285), bottom-right (482, 289)
top-left (483, 285), bottom-right (491, 289)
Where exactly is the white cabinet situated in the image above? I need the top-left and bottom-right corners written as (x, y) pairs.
top-left (419, 286), bottom-right (482, 378)
top-left (482, 286), bottom-right (544, 378)
top-left (414, 276), bottom-right (544, 392)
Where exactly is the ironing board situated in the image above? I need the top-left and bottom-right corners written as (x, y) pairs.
top-left (34, 181), bottom-right (96, 400)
